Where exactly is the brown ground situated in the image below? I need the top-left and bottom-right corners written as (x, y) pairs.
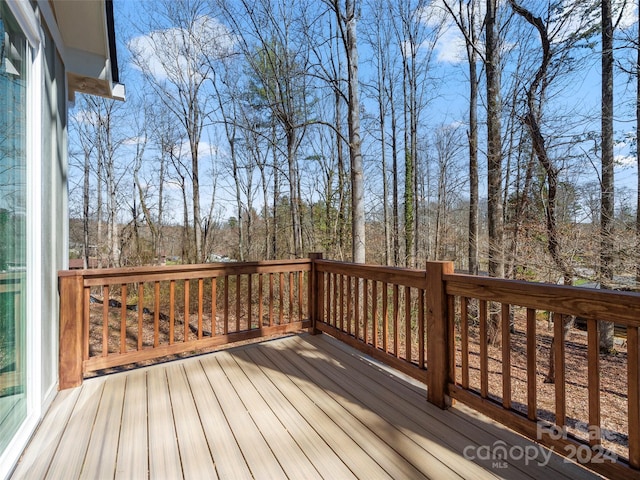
top-left (454, 309), bottom-right (630, 462)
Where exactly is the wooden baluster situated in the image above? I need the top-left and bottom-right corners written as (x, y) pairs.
top-left (461, 297), bottom-right (469, 389)
top-left (325, 273), bottom-right (331, 327)
top-left (198, 278), bottom-right (203, 339)
top-left (628, 325), bottom-right (640, 468)
top-left (332, 273), bottom-right (338, 328)
top-left (224, 276), bottom-right (229, 334)
top-left (298, 271), bottom-right (303, 322)
top-left (363, 278), bottom-right (368, 345)
top-left (405, 286), bottom-right (411, 362)
top-left (83, 287), bottom-right (90, 361)
top-left (279, 272), bottom-right (284, 325)
top-left (248, 274), bottom-right (253, 330)
top-left (211, 277), bottom-right (217, 336)
top-left (169, 280), bottom-right (175, 344)
top-left (382, 282), bottom-right (388, 353)
top-left (236, 275), bottom-right (241, 332)
top-left (354, 278), bottom-right (360, 340)
top-left (372, 281), bottom-right (378, 349)
top-left (447, 295), bottom-right (456, 383)
top-left (258, 274), bottom-right (264, 328)
top-left (526, 308), bottom-right (537, 421)
top-left (289, 272), bottom-right (294, 324)
top-left (137, 283), bottom-right (144, 350)
top-left (317, 270), bottom-right (324, 325)
top-left (184, 279), bottom-right (190, 341)
top-left (339, 274), bottom-right (344, 331)
top-left (120, 284), bottom-right (127, 354)
top-left (479, 299), bottom-right (488, 398)
top-left (102, 285), bottom-right (109, 356)
top-left (418, 288), bottom-right (425, 369)
top-left (554, 313), bottom-right (566, 426)
top-left (346, 276), bottom-right (352, 335)
top-left (587, 318), bottom-right (601, 446)
top-left (154, 281), bottom-right (160, 348)
top-left (502, 304), bottom-right (511, 410)
top-left (393, 284), bottom-right (399, 356)
top-left (269, 273), bottom-right (274, 327)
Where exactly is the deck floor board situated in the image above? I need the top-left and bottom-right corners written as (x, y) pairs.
top-left (115, 369), bottom-right (149, 480)
top-left (11, 333), bottom-right (604, 480)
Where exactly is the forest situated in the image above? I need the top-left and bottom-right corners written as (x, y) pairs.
top-left (68, 0), bottom-right (640, 290)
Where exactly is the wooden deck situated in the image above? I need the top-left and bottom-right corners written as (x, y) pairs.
top-left (11, 333), bottom-right (602, 479)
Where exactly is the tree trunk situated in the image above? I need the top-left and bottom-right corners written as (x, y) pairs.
top-left (600, 0), bottom-right (615, 352)
top-left (345, 0), bottom-right (366, 263)
top-left (376, 32), bottom-right (391, 266)
top-left (287, 130), bottom-right (303, 257)
top-left (97, 146), bottom-right (103, 268)
top-left (272, 124), bottom-right (279, 259)
top-left (486, 0), bottom-right (504, 278)
top-left (83, 148), bottom-right (91, 269)
top-left (390, 77), bottom-right (400, 266)
top-left (190, 133), bottom-right (203, 263)
top-left (467, 22), bottom-right (479, 275)
top-left (230, 138), bottom-right (245, 261)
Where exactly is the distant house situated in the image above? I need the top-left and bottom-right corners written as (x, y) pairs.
top-left (0, 1), bottom-right (123, 477)
top-left (68, 258), bottom-right (99, 270)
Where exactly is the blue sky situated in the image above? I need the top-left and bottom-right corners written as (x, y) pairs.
top-left (91, 0), bottom-right (640, 224)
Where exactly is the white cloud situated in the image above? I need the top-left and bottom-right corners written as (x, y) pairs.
top-left (128, 15), bottom-right (235, 82)
top-left (435, 26), bottom-right (468, 63)
top-left (423, 0), bottom-right (485, 65)
top-left (171, 140), bottom-right (219, 160)
top-left (615, 154), bottom-right (635, 167)
top-left (71, 109), bottom-right (98, 125)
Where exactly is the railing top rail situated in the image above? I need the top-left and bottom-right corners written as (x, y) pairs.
top-left (314, 259), bottom-right (426, 289)
top-left (59, 259), bottom-right (312, 286)
top-left (445, 272), bottom-right (640, 327)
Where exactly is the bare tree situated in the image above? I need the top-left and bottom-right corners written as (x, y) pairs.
top-left (327, 0), bottom-right (366, 263)
top-left (129, 0), bottom-right (231, 262)
top-left (218, 0), bottom-right (314, 258)
top-left (486, 0), bottom-right (504, 278)
top-left (432, 124), bottom-right (465, 259)
top-left (601, 0), bottom-right (616, 352)
top-left (441, 0), bottom-right (482, 274)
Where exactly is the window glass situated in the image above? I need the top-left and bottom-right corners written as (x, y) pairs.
top-left (0, 0), bottom-right (28, 455)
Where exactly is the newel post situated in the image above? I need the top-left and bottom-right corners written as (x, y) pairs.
top-left (307, 253), bottom-right (323, 334)
top-left (58, 271), bottom-right (85, 389)
top-left (426, 261), bottom-right (454, 409)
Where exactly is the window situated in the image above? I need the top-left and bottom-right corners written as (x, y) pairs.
top-left (0, 0), bottom-right (28, 455)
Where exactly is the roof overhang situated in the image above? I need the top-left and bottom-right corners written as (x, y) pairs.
top-left (51, 0), bottom-right (125, 101)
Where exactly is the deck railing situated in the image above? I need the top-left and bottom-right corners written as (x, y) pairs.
top-left (59, 258), bottom-right (313, 388)
top-left (59, 256), bottom-right (639, 479)
top-left (442, 270), bottom-right (639, 479)
top-left (312, 260), bottom-right (638, 479)
top-left (312, 259), bottom-right (433, 389)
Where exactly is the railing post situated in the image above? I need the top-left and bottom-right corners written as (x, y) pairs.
top-left (426, 261), bottom-right (454, 409)
top-left (308, 253), bottom-right (323, 334)
top-left (58, 272), bottom-right (85, 389)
